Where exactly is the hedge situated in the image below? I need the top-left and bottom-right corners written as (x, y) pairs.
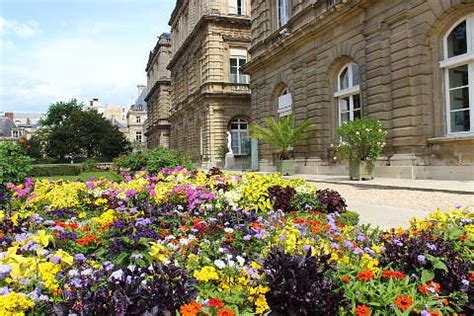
top-left (28, 164), bottom-right (82, 177)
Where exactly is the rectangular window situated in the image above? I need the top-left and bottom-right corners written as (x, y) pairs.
top-left (229, 0), bottom-right (245, 15)
top-left (135, 131), bottom-right (142, 143)
top-left (231, 131), bottom-right (249, 155)
top-left (230, 49), bottom-right (249, 84)
top-left (199, 127), bottom-right (204, 156)
top-left (136, 116), bottom-right (141, 123)
top-left (278, 0), bottom-right (289, 27)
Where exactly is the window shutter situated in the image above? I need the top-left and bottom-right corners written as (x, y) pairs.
top-left (229, 0), bottom-right (237, 14)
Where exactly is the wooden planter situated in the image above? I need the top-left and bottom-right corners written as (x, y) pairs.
top-left (349, 160), bottom-right (375, 180)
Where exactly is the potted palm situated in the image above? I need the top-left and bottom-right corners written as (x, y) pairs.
top-left (251, 114), bottom-right (312, 175)
top-left (333, 118), bottom-right (386, 180)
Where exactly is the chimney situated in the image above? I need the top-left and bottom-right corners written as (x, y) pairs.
top-left (90, 98), bottom-right (100, 107)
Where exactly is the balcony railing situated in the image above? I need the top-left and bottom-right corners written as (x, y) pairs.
top-left (230, 74), bottom-right (250, 84)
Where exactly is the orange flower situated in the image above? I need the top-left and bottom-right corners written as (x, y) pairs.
top-left (427, 310), bottom-right (440, 316)
top-left (216, 307), bottom-right (234, 316)
top-left (76, 234), bottom-right (97, 246)
top-left (209, 298), bottom-right (224, 307)
top-left (357, 270), bottom-right (375, 281)
top-left (469, 272), bottom-right (474, 282)
top-left (341, 276), bottom-right (351, 283)
top-left (355, 304), bottom-right (371, 316)
top-left (382, 270), bottom-right (405, 279)
top-left (180, 302), bottom-right (203, 316)
top-left (394, 295), bottom-right (413, 311)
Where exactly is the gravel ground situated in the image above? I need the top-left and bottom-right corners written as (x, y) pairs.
top-left (313, 183), bottom-right (474, 228)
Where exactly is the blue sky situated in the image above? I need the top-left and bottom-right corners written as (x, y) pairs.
top-left (0, 0), bottom-right (175, 112)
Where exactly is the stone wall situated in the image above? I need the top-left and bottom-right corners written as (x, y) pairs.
top-left (245, 0), bottom-right (474, 178)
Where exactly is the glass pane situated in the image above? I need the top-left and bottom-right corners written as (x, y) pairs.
top-left (352, 64), bottom-right (360, 86)
top-left (239, 58), bottom-right (246, 66)
top-left (230, 66), bottom-right (238, 75)
top-left (449, 87), bottom-right (470, 110)
top-left (230, 123), bottom-right (239, 129)
top-left (353, 94), bottom-right (361, 110)
top-left (231, 131), bottom-right (239, 146)
top-left (451, 110), bottom-right (470, 132)
top-left (341, 112), bottom-right (350, 124)
top-left (230, 58), bottom-right (237, 67)
top-left (340, 67), bottom-right (349, 90)
top-left (449, 65), bottom-right (468, 88)
top-left (447, 21), bottom-right (467, 58)
top-left (239, 123), bottom-right (248, 130)
top-left (339, 97), bottom-right (349, 111)
top-left (353, 109), bottom-right (361, 120)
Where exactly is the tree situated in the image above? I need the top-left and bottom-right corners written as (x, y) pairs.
top-left (250, 114), bottom-right (312, 160)
top-left (41, 99), bottom-right (131, 161)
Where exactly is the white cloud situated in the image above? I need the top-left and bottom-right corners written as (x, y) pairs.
top-left (0, 16), bottom-right (41, 38)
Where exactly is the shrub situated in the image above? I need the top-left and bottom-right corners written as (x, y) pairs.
top-left (291, 191), bottom-right (320, 212)
top-left (317, 188), bottom-right (347, 213)
top-left (29, 164), bottom-right (81, 177)
top-left (334, 118), bottom-right (387, 162)
top-left (113, 147), bottom-right (192, 174)
top-left (264, 247), bottom-right (346, 315)
top-left (339, 210), bottom-right (360, 226)
top-left (268, 185), bottom-right (297, 212)
top-left (0, 141), bottom-right (33, 185)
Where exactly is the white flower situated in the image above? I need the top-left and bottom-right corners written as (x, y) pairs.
top-left (227, 260), bottom-right (236, 267)
top-left (224, 228), bottom-right (234, 234)
top-left (109, 269), bottom-right (124, 281)
top-left (214, 259), bottom-right (226, 269)
top-left (355, 131), bottom-right (360, 135)
top-left (236, 256), bottom-right (245, 266)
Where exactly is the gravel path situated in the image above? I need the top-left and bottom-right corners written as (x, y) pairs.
top-left (313, 183), bottom-right (474, 229)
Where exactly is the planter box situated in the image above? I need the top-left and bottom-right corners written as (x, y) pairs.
top-left (349, 160), bottom-right (374, 180)
top-left (277, 160), bottom-right (295, 175)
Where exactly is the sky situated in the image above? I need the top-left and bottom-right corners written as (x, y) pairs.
top-left (0, 0), bottom-right (175, 113)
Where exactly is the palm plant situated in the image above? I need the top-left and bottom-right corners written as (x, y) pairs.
top-left (250, 114), bottom-right (312, 160)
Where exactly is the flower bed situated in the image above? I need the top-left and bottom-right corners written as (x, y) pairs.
top-left (0, 168), bottom-right (472, 315)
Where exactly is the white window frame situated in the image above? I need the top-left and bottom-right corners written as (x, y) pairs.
top-left (440, 15), bottom-right (474, 135)
top-left (278, 88), bottom-right (293, 116)
top-left (229, 0), bottom-right (246, 15)
top-left (277, 0), bottom-right (289, 28)
top-left (230, 49), bottom-right (249, 84)
top-left (199, 126), bottom-right (204, 156)
top-left (334, 63), bottom-right (361, 126)
top-left (135, 131), bottom-right (142, 143)
top-left (136, 115), bottom-right (141, 123)
top-left (230, 118), bottom-right (249, 156)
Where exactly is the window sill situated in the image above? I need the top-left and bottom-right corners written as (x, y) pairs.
top-left (428, 134), bottom-right (474, 144)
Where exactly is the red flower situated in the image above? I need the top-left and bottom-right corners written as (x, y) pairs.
top-left (76, 234), bottom-right (97, 246)
top-left (469, 272), bottom-right (474, 282)
top-left (355, 304), bottom-right (371, 316)
top-left (427, 310), bottom-right (440, 316)
top-left (341, 276), bottom-right (351, 283)
top-left (382, 270), bottom-right (405, 279)
top-left (216, 308), bottom-right (234, 316)
top-left (394, 295), bottom-right (413, 312)
top-left (209, 298), bottom-right (224, 307)
top-left (357, 270), bottom-right (375, 281)
top-left (418, 284), bottom-right (428, 294)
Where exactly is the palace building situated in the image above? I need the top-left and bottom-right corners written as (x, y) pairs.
top-left (244, 0), bottom-right (474, 179)
top-left (166, 0), bottom-right (252, 168)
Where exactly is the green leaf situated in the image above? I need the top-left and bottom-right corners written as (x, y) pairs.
top-left (421, 270), bottom-right (435, 283)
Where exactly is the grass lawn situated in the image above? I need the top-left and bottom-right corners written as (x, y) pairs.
top-left (35, 171), bottom-right (122, 182)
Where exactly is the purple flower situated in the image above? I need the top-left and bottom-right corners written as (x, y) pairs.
top-left (417, 255), bottom-right (426, 263)
top-left (74, 254), bottom-right (86, 262)
top-left (51, 256), bottom-right (62, 264)
top-left (135, 218), bottom-right (152, 227)
top-left (243, 235), bottom-right (251, 241)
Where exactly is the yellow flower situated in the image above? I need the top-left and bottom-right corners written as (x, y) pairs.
top-left (193, 266), bottom-right (219, 282)
top-left (31, 230), bottom-right (53, 248)
top-left (255, 294), bottom-right (269, 314)
top-left (0, 210), bottom-right (4, 222)
top-left (149, 242), bottom-right (169, 264)
top-left (92, 209), bottom-right (116, 226)
top-left (78, 212), bottom-right (87, 219)
top-left (0, 292), bottom-right (35, 315)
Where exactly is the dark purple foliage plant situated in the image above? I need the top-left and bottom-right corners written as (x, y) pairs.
top-left (268, 185), bottom-right (297, 213)
top-left (316, 189), bottom-right (347, 213)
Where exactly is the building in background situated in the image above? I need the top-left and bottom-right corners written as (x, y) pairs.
top-left (127, 85), bottom-right (148, 147)
top-left (167, 0), bottom-right (252, 168)
top-left (144, 33), bottom-right (172, 149)
top-left (88, 98), bottom-right (129, 134)
top-left (244, 0), bottom-right (474, 179)
top-left (0, 112), bottom-right (44, 141)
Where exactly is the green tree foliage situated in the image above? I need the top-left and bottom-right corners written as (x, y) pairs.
top-left (0, 141), bottom-right (33, 184)
top-left (250, 114), bottom-right (312, 160)
top-left (41, 99), bottom-right (131, 161)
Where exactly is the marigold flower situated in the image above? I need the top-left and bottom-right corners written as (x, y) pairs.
top-left (209, 298), bottom-right (224, 307)
top-left (355, 304), bottom-right (371, 316)
top-left (394, 295), bottom-right (413, 311)
top-left (382, 270), bottom-right (405, 279)
top-left (216, 307), bottom-right (235, 316)
top-left (180, 302), bottom-right (203, 316)
top-left (357, 270), bottom-right (375, 281)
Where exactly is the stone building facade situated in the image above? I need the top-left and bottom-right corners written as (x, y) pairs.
top-left (245, 0), bottom-right (474, 179)
top-left (145, 33), bottom-right (172, 149)
top-left (127, 87), bottom-right (148, 148)
top-left (167, 0), bottom-right (252, 168)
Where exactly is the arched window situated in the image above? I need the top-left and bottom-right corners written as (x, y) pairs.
top-left (440, 15), bottom-right (474, 134)
top-left (230, 118), bottom-right (249, 156)
top-left (277, 88), bottom-right (293, 116)
top-left (334, 63), bottom-right (361, 125)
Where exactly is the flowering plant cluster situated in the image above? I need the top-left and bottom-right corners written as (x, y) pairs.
top-left (0, 167), bottom-right (472, 315)
top-left (333, 118), bottom-right (387, 162)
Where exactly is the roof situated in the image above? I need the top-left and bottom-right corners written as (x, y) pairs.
top-left (0, 117), bottom-right (16, 137)
top-left (130, 86), bottom-right (148, 111)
